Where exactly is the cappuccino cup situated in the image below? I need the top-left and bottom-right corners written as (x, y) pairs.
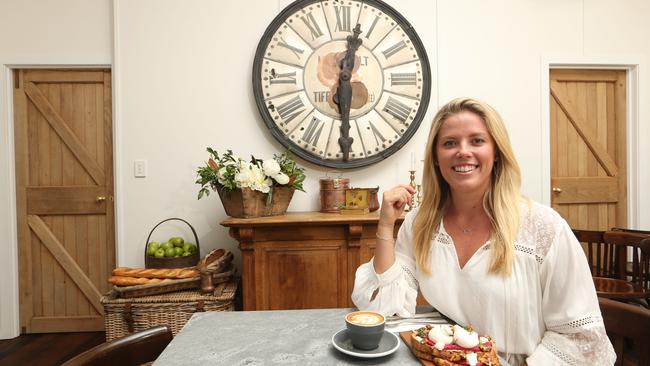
top-left (345, 311), bottom-right (385, 350)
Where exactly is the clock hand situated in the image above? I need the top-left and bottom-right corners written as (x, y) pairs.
top-left (334, 24), bottom-right (362, 161)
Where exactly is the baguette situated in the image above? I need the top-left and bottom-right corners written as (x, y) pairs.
top-left (111, 267), bottom-right (199, 279)
top-left (108, 276), bottom-right (176, 286)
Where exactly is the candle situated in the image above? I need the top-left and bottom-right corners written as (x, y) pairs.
top-left (410, 152), bottom-right (416, 171)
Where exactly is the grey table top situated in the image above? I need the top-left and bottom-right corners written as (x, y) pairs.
top-left (153, 308), bottom-right (418, 365)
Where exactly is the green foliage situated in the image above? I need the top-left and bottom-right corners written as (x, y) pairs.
top-left (274, 151), bottom-right (306, 192)
top-left (195, 148), bottom-right (307, 200)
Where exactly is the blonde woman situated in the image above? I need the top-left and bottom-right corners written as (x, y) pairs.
top-left (352, 98), bottom-right (615, 365)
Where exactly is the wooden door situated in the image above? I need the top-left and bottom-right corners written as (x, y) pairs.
top-left (550, 69), bottom-right (627, 230)
top-left (14, 69), bottom-right (115, 333)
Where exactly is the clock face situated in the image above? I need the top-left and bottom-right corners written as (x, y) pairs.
top-left (253, 0), bottom-right (431, 168)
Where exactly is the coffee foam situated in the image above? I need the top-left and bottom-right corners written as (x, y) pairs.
top-left (346, 312), bottom-right (384, 325)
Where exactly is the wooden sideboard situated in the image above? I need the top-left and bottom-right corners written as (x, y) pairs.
top-left (221, 211), bottom-right (404, 311)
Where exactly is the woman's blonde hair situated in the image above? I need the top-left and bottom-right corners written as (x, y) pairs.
top-left (413, 98), bottom-right (521, 276)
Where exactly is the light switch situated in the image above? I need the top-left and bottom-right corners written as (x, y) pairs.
top-left (134, 159), bottom-right (147, 178)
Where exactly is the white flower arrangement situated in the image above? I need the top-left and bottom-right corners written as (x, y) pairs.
top-left (196, 149), bottom-right (306, 199)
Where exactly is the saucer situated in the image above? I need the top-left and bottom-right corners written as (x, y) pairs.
top-left (331, 329), bottom-right (400, 358)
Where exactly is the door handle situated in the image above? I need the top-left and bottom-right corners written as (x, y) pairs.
top-left (96, 196), bottom-right (106, 202)
top-left (552, 187), bottom-right (562, 193)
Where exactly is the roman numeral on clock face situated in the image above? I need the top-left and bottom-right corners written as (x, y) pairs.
top-left (300, 12), bottom-right (324, 40)
top-left (276, 95), bottom-right (305, 124)
top-left (270, 70), bottom-right (297, 84)
top-left (334, 6), bottom-right (351, 32)
top-left (278, 37), bottom-right (305, 59)
top-left (368, 122), bottom-right (386, 144)
top-left (384, 97), bottom-right (411, 123)
top-left (390, 72), bottom-right (416, 86)
top-left (382, 40), bottom-right (407, 59)
top-left (365, 15), bottom-right (380, 39)
top-left (301, 117), bottom-right (324, 146)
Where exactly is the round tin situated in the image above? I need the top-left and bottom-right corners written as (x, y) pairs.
top-left (319, 177), bottom-right (350, 213)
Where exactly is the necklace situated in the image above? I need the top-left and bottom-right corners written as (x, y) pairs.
top-left (449, 218), bottom-right (475, 235)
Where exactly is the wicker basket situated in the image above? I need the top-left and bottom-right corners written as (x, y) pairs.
top-left (144, 218), bottom-right (201, 269)
top-left (101, 280), bottom-right (237, 340)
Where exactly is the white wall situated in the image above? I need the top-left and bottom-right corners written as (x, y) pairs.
top-left (2, 0), bottom-right (649, 339)
top-left (112, 0), bottom-right (437, 269)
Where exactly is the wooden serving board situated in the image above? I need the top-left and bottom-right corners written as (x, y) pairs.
top-left (113, 267), bottom-right (235, 298)
top-left (400, 331), bottom-right (433, 366)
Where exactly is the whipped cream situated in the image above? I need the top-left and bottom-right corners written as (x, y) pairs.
top-left (427, 324), bottom-right (453, 346)
top-left (466, 352), bottom-right (478, 366)
top-left (453, 325), bottom-right (479, 348)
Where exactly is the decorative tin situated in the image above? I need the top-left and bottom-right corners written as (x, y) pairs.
top-left (319, 177), bottom-right (350, 213)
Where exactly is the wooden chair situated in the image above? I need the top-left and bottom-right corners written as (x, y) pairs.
top-left (573, 229), bottom-right (617, 277)
top-left (573, 230), bottom-right (650, 305)
top-left (600, 231), bottom-right (650, 304)
top-left (61, 325), bottom-right (172, 366)
top-left (603, 232), bottom-right (650, 281)
top-left (599, 297), bottom-right (650, 366)
top-left (611, 227), bottom-right (650, 236)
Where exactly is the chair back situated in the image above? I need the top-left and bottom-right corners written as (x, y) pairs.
top-left (603, 231), bottom-right (650, 288)
top-left (573, 229), bottom-right (617, 277)
top-left (611, 227), bottom-right (650, 236)
top-left (599, 297), bottom-right (650, 366)
top-left (61, 325), bottom-right (172, 366)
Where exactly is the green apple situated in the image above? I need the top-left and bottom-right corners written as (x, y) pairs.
top-left (147, 242), bottom-right (160, 256)
top-left (174, 247), bottom-right (184, 257)
top-left (161, 242), bottom-right (173, 250)
top-left (154, 248), bottom-right (165, 258)
top-left (182, 251), bottom-right (192, 257)
top-left (146, 246), bottom-right (157, 256)
top-left (182, 243), bottom-right (196, 253)
top-left (165, 247), bottom-right (176, 257)
top-left (170, 237), bottom-right (185, 247)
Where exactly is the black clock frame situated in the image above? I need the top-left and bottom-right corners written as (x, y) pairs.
top-left (252, 0), bottom-right (431, 169)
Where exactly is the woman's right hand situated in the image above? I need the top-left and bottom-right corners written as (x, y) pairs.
top-left (378, 184), bottom-right (416, 227)
top-left (374, 184), bottom-right (415, 274)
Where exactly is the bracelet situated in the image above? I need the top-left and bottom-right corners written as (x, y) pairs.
top-left (376, 233), bottom-right (395, 242)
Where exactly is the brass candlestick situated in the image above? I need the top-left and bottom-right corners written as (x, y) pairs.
top-left (405, 170), bottom-right (417, 211)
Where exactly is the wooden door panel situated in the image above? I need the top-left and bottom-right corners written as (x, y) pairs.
top-left (23, 69), bottom-right (105, 83)
top-left (25, 82), bottom-right (105, 184)
top-left (27, 186), bottom-right (107, 214)
top-left (550, 69), bottom-right (626, 231)
top-left (551, 80), bottom-right (618, 176)
top-left (550, 177), bottom-right (618, 204)
top-left (15, 69), bottom-right (114, 333)
top-left (28, 215), bottom-right (103, 314)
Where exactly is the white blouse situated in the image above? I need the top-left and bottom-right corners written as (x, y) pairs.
top-left (352, 201), bottom-right (616, 366)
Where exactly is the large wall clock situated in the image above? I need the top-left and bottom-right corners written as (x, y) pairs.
top-left (253, 0), bottom-right (431, 169)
